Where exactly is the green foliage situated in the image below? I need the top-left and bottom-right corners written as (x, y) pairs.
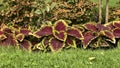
top-left (0, 0), bottom-right (56, 27)
top-left (51, 0), bottom-right (97, 24)
top-left (110, 2), bottom-right (120, 21)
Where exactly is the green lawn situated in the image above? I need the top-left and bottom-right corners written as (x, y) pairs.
top-left (90, 0), bottom-right (120, 7)
top-left (0, 47), bottom-right (120, 68)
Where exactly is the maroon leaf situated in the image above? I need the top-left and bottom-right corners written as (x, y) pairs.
top-left (0, 31), bottom-right (6, 40)
top-left (34, 26), bottom-right (52, 38)
top-left (0, 31), bottom-right (4, 35)
top-left (54, 20), bottom-right (68, 31)
top-left (96, 23), bottom-right (109, 31)
top-left (3, 28), bottom-right (12, 33)
top-left (16, 33), bottom-right (25, 42)
top-left (113, 21), bottom-right (120, 29)
top-left (53, 31), bottom-right (67, 41)
top-left (113, 28), bottom-right (120, 38)
top-left (1, 34), bottom-right (18, 46)
top-left (67, 27), bottom-right (83, 40)
top-left (103, 31), bottom-right (115, 43)
top-left (66, 37), bottom-right (76, 48)
top-left (49, 37), bottom-right (64, 52)
top-left (20, 29), bottom-right (31, 35)
top-left (0, 35), bottom-right (7, 41)
top-left (104, 22), bottom-right (115, 30)
top-left (82, 31), bottom-right (98, 49)
top-left (84, 23), bottom-right (98, 32)
top-left (19, 40), bottom-right (32, 51)
top-left (42, 37), bottom-right (50, 48)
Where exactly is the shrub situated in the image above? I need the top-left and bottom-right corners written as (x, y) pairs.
top-left (0, 0), bottom-right (56, 27)
top-left (50, 0), bottom-right (97, 24)
top-left (109, 2), bottom-right (120, 21)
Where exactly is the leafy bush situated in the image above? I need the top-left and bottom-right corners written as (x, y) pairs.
top-left (0, 0), bottom-right (56, 27)
top-left (50, 0), bottom-right (97, 24)
top-left (109, 2), bottom-right (120, 21)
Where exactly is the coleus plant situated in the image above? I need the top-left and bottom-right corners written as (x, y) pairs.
top-left (105, 21), bottom-right (120, 48)
top-left (82, 22), bottom-right (116, 49)
top-left (33, 20), bottom-right (83, 52)
top-left (0, 20), bottom-right (120, 52)
top-left (0, 23), bottom-right (33, 51)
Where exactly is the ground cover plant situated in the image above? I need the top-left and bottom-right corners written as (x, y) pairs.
top-left (0, 19), bottom-right (120, 52)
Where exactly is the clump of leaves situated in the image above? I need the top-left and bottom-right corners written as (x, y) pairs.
top-left (33, 20), bottom-right (83, 52)
top-left (0, 0), bottom-right (56, 27)
top-left (0, 19), bottom-right (120, 52)
top-left (50, 0), bottom-right (97, 24)
top-left (109, 2), bottom-right (120, 21)
top-left (82, 22), bottom-right (116, 49)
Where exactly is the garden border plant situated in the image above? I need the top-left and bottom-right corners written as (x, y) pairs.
top-left (0, 19), bottom-right (120, 52)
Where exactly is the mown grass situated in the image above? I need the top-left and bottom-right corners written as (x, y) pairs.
top-left (90, 0), bottom-right (120, 7)
top-left (0, 47), bottom-right (120, 68)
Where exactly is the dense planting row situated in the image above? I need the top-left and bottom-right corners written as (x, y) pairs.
top-left (0, 20), bottom-right (120, 52)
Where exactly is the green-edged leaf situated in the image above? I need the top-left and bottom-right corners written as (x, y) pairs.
top-left (72, 25), bottom-right (85, 32)
top-left (20, 29), bottom-right (31, 35)
top-left (16, 33), bottom-right (25, 42)
top-left (82, 31), bottom-right (98, 49)
top-left (19, 40), bottom-right (32, 51)
top-left (113, 21), bottom-right (120, 29)
top-left (96, 23), bottom-right (109, 31)
top-left (66, 37), bottom-right (76, 48)
top-left (1, 34), bottom-right (18, 46)
top-left (67, 27), bottom-right (83, 40)
top-left (0, 31), bottom-right (7, 40)
top-left (42, 37), bottom-right (50, 48)
top-left (3, 28), bottom-right (12, 33)
top-left (102, 31), bottom-right (115, 43)
top-left (54, 20), bottom-right (68, 31)
top-left (53, 31), bottom-right (67, 41)
top-left (104, 22), bottom-right (115, 30)
top-left (0, 35), bottom-right (7, 41)
top-left (99, 40), bottom-right (110, 47)
top-left (84, 23), bottom-right (98, 32)
top-left (49, 37), bottom-right (64, 52)
top-left (113, 28), bottom-right (120, 38)
top-left (14, 30), bottom-right (20, 35)
top-left (34, 26), bottom-right (52, 38)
